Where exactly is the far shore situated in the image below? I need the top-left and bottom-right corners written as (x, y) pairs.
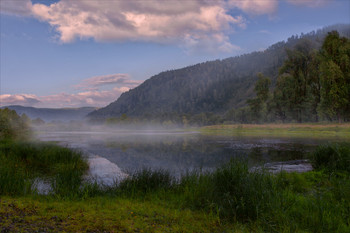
top-left (201, 123), bottom-right (350, 138)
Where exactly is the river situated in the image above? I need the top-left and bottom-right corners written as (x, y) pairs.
top-left (36, 129), bottom-right (339, 179)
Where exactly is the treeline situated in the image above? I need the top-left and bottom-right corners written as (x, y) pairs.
top-left (89, 25), bottom-right (349, 125)
top-left (243, 31), bottom-right (350, 123)
top-left (100, 31), bottom-right (350, 127)
top-left (0, 108), bottom-right (31, 140)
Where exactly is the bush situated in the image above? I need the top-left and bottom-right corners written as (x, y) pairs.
top-left (311, 143), bottom-right (350, 173)
top-left (0, 108), bottom-right (31, 140)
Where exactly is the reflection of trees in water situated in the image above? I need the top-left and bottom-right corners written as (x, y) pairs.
top-left (90, 135), bottom-right (236, 175)
top-left (39, 131), bottom-right (329, 176)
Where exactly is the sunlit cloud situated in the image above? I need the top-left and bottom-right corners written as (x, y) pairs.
top-left (286, 0), bottom-right (333, 7)
top-left (28, 0), bottom-right (243, 53)
top-left (0, 0), bottom-right (336, 53)
top-left (227, 0), bottom-right (278, 15)
top-left (0, 94), bottom-right (41, 106)
top-left (0, 73), bottom-right (142, 108)
top-left (75, 73), bottom-right (142, 90)
top-left (0, 0), bottom-right (32, 17)
top-left (1, 90), bottom-right (125, 108)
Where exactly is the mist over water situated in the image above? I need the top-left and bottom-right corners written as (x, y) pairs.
top-left (34, 124), bottom-right (338, 177)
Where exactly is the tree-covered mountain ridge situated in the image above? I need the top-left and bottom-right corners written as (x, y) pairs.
top-left (88, 24), bottom-right (350, 122)
top-left (1, 105), bottom-right (97, 122)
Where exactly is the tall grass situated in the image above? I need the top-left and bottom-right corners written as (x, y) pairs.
top-left (1, 140), bottom-right (349, 232)
top-left (311, 143), bottom-right (350, 173)
top-left (117, 168), bottom-right (172, 197)
top-left (0, 140), bottom-right (88, 196)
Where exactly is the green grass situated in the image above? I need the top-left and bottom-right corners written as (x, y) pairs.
top-left (0, 140), bottom-right (88, 197)
top-left (0, 196), bottom-right (232, 232)
top-left (311, 142), bottom-right (350, 173)
top-left (1, 140), bottom-right (349, 232)
top-left (201, 123), bottom-right (350, 138)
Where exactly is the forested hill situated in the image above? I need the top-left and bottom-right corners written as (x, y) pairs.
top-left (1, 105), bottom-right (96, 122)
top-left (88, 24), bottom-right (350, 122)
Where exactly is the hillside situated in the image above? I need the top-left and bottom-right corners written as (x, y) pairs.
top-left (88, 24), bottom-right (350, 121)
top-left (1, 105), bottom-right (96, 122)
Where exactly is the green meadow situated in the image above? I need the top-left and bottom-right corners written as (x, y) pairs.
top-left (201, 123), bottom-right (350, 139)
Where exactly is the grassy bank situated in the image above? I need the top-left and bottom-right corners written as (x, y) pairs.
top-left (201, 123), bottom-right (350, 138)
top-left (1, 140), bottom-right (349, 232)
top-left (0, 140), bottom-right (88, 197)
top-left (0, 196), bottom-right (231, 232)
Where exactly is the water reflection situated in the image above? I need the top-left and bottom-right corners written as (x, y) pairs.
top-left (37, 130), bottom-right (335, 176)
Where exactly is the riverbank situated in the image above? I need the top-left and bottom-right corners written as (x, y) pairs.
top-left (0, 196), bottom-right (230, 232)
top-left (1, 140), bottom-right (349, 232)
top-left (201, 123), bottom-right (350, 138)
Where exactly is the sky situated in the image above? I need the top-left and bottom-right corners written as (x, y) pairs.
top-left (0, 0), bottom-right (349, 108)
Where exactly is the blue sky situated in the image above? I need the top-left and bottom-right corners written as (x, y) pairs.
top-left (0, 0), bottom-right (349, 108)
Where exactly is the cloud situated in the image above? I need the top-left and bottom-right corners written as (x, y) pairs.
top-left (0, 73), bottom-right (142, 108)
top-left (227, 0), bottom-right (278, 15)
top-left (75, 73), bottom-right (142, 90)
top-left (2, 0), bottom-right (332, 53)
top-left (0, 0), bottom-right (33, 16)
top-left (28, 0), bottom-right (244, 53)
top-left (1, 89), bottom-right (126, 108)
top-left (286, 0), bottom-right (333, 7)
top-left (0, 94), bottom-right (41, 106)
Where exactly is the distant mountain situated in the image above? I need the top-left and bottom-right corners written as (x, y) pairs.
top-left (1, 105), bottom-right (97, 122)
top-left (88, 24), bottom-right (350, 121)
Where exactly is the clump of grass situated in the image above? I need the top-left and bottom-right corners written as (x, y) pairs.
top-left (174, 159), bottom-right (280, 222)
top-left (118, 168), bottom-right (172, 197)
top-left (210, 159), bottom-right (278, 221)
top-left (311, 143), bottom-right (350, 173)
top-left (0, 140), bottom-right (88, 196)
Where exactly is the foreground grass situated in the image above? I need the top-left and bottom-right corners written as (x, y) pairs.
top-left (0, 196), bottom-right (233, 232)
top-left (1, 140), bottom-right (350, 232)
top-left (201, 123), bottom-right (350, 138)
top-left (0, 140), bottom-right (88, 197)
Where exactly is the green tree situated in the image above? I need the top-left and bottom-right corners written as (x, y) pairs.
top-left (0, 108), bottom-right (31, 140)
top-left (319, 31), bottom-right (350, 122)
top-left (276, 39), bottom-right (316, 122)
top-left (247, 73), bottom-right (271, 123)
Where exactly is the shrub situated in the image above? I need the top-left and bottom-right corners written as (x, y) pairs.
top-left (311, 143), bottom-right (350, 173)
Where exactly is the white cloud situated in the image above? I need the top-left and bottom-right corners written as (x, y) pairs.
top-left (28, 0), bottom-right (243, 53)
top-left (1, 0), bottom-right (333, 53)
top-left (0, 94), bottom-right (41, 106)
top-left (75, 73), bottom-right (142, 90)
top-left (227, 0), bottom-right (278, 15)
top-left (286, 0), bottom-right (333, 7)
top-left (0, 0), bottom-right (32, 16)
top-left (0, 90), bottom-right (125, 108)
top-left (0, 73), bottom-right (142, 108)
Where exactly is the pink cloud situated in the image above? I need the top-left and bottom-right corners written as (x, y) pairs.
top-left (0, 94), bottom-right (41, 106)
top-left (29, 0), bottom-right (242, 53)
top-left (286, 0), bottom-right (333, 7)
top-left (0, 73), bottom-right (141, 108)
top-left (0, 0), bottom-right (32, 16)
top-left (75, 73), bottom-right (142, 90)
top-left (228, 0), bottom-right (278, 15)
top-left (0, 90), bottom-right (125, 108)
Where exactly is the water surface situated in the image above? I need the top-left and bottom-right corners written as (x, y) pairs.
top-left (37, 129), bottom-right (337, 176)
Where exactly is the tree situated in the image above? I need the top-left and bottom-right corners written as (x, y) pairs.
top-left (276, 39), bottom-right (316, 122)
top-left (0, 108), bottom-right (31, 140)
top-left (247, 73), bottom-right (271, 123)
top-left (318, 31), bottom-right (350, 122)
